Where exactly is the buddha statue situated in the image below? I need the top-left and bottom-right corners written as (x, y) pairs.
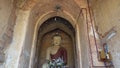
top-left (42, 33), bottom-right (67, 68)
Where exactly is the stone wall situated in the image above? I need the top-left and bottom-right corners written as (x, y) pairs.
top-left (90, 0), bottom-right (120, 68)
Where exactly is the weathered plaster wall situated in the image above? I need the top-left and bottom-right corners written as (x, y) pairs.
top-left (0, 0), bottom-right (13, 35)
top-left (78, 9), bottom-right (90, 68)
top-left (90, 0), bottom-right (120, 68)
top-left (18, 12), bottom-right (35, 68)
top-left (4, 10), bottom-right (30, 68)
top-left (0, 0), bottom-right (16, 66)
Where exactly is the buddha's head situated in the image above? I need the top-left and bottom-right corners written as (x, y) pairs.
top-left (52, 34), bottom-right (62, 46)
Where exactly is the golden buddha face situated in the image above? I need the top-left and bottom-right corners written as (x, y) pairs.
top-left (53, 36), bottom-right (62, 46)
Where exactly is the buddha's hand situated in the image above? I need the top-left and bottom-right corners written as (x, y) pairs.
top-left (46, 60), bottom-right (50, 64)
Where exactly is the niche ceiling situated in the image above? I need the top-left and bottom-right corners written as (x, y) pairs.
top-left (38, 16), bottom-right (75, 38)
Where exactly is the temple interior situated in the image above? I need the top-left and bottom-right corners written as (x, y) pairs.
top-left (0, 0), bottom-right (120, 68)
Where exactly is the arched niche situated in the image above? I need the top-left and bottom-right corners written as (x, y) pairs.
top-left (34, 17), bottom-right (75, 68)
top-left (27, 10), bottom-right (83, 68)
top-left (27, 10), bottom-right (86, 68)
